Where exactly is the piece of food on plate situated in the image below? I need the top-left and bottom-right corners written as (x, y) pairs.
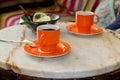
top-left (33, 12), bottom-right (51, 22)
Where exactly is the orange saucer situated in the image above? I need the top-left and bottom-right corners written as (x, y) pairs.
top-left (66, 23), bottom-right (103, 35)
top-left (23, 40), bottom-right (71, 58)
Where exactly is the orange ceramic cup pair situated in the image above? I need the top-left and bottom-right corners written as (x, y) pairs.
top-left (76, 11), bottom-right (99, 34)
top-left (37, 24), bottom-right (60, 53)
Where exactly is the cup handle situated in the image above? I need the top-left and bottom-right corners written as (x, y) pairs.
top-left (94, 14), bottom-right (99, 24)
top-left (39, 34), bottom-right (46, 47)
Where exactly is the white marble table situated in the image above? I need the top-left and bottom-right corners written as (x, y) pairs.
top-left (0, 22), bottom-right (120, 79)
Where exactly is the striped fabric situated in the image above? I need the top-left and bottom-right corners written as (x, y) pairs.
top-left (0, 10), bottom-right (34, 29)
top-left (0, 0), bottom-right (100, 29)
top-left (56, 0), bottom-right (100, 14)
top-left (0, 11), bottom-right (23, 29)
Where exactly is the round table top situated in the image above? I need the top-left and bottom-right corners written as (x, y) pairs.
top-left (0, 22), bottom-right (120, 79)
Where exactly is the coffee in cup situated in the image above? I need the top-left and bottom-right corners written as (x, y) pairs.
top-left (37, 24), bottom-right (60, 53)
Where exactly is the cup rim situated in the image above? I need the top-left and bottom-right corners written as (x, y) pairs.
top-left (37, 24), bottom-right (60, 31)
top-left (76, 11), bottom-right (94, 15)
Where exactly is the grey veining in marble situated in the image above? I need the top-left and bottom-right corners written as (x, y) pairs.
top-left (0, 22), bottom-right (120, 78)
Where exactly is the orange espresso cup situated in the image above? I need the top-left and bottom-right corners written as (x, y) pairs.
top-left (76, 11), bottom-right (99, 34)
top-left (37, 24), bottom-right (60, 53)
